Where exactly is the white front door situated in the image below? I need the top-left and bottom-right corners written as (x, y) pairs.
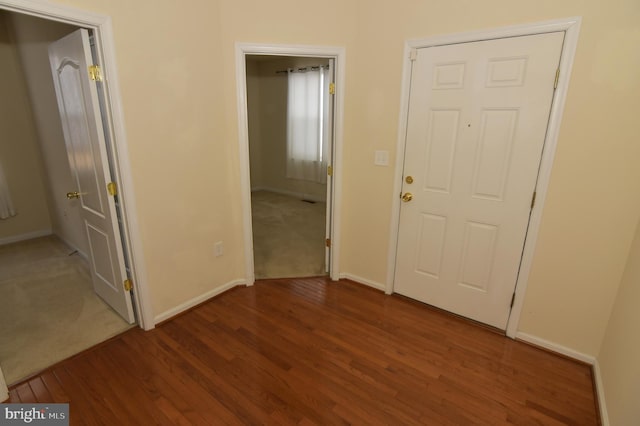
top-left (48, 29), bottom-right (135, 324)
top-left (394, 32), bottom-right (564, 329)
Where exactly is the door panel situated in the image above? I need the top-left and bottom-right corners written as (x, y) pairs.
top-left (49, 29), bottom-right (135, 324)
top-left (56, 59), bottom-right (106, 217)
top-left (325, 58), bottom-right (335, 273)
top-left (395, 32), bottom-right (564, 329)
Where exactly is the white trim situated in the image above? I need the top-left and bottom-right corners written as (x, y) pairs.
top-left (516, 332), bottom-right (595, 364)
top-left (0, 0), bottom-right (154, 330)
top-left (251, 186), bottom-right (326, 203)
top-left (592, 360), bottom-right (610, 426)
top-left (516, 331), bottom-right (608, 424)
top-left (339, 273), bottom-right (386, 292)
top-left (0, 229), bottom-right (51, 246)
top-left (235, 42), bottom-right (346, 285)
top-left (386, 41), bottom-right (415, 295)
top-left (386, 17), bottom-right (582, 336)
top-left (506, 18), bottom-right (581, 337)
top-left (55, 234), bottom-right (88, 260)
top-left (154, 279), bottom-right (245, 324)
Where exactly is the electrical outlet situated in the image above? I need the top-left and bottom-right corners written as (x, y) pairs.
top-left (214, 241), bottom-right (224, 257)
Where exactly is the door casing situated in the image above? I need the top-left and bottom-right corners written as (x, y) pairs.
top-left (0, 0), bottom-right (154, 330)
top-left (235, 43), bottom-right (346, 284)
top-left (387, 17), bottom-right (582, 338)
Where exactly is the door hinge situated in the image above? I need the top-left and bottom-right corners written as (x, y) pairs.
top-left (107, 182), bottom-right (117, 196)
top-left (530, 191), bottom-right (537, 209)
top-left (329, 82), bottom-right (336, 95)
top-left (409, 48), bottom-right (418, 62)
top-left (124, 279), bottom-right (133, 292)
top-left (327, 165), bottom-right (333, 176)
top-left (326, 238), bottom-right (331, 248)
top-left (510, 292), bottom-right (516, 308)
top-left (553, 68), bottom-right (560, 89)
top-left (88, 64), bottom-right (103, 82)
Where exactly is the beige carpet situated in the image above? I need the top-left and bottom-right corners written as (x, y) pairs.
top-left (252, 191), bottom-right (327, 279)
top-left (0, 236), bottom-right (131, 385)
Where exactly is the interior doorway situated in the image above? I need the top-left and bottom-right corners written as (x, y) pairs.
top-left (236, 44), bottom-right (346, 285)
top-left (246, 55), bottom-right (333, 279)
top-left (0, 4), bottom-right (148, 385)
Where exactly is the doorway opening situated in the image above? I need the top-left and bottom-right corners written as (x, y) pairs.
top-left (236, 44), bottom-right (346, 285)
top-left (246, 55), bottom-right (332, 279)
top-left (0, 4), bottom-right (149, 385)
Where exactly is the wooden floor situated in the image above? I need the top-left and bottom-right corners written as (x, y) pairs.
top-left (5, 278), bottom-right (599, 425)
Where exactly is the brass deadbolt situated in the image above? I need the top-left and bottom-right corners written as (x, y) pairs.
top-left (401, 192), bottom-right (413, 202)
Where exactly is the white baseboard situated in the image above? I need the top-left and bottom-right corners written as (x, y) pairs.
top-left (251, 186), bottom-right (326, 203)
top-left (339, 273), bottom-right (386, 292)
top-left (515, 332), bottom-right (609, 424)
top-left (592, 359), bottom-right (610, 426)
top-left (0, 229), bottom-right (52, 246)
top-left (55, 234), bottom-right (88, 260)
top-left (153, 279), bottom-right (246, 324)
top-left (515, 332), bottom-right (596, 364)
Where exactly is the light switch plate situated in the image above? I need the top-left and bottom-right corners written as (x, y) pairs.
top-left (374, 150), bottom-right (389, 166)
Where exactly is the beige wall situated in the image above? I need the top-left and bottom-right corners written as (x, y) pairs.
top-left (45, 0), bottom-right (640, 364)
top-left (8, 13), bottom-right (86, 253)
top-left (247, 56), bottom-right (328, 201)
top-left (598, 218), bottom-right (640, 425)
top-left (50, 0), bottom-right (237, 316)
top-left (0, 13), bottom-right (51, 242)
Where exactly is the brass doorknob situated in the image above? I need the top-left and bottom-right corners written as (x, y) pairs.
top-left (401, 192), bottom-right (413, 202)
top-left (66, 191), bottom-right (80, 199)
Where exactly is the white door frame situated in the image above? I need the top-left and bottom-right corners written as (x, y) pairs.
top-left (235, 43), bottom-right (346, 284)
top-left (0, 365), bottom-right (7, 401)
top-left (386, 17), bottom-right (581, 338)
top-left (0, 0), bottom-right (154, 330)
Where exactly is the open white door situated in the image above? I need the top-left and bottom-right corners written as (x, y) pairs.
top-left (48, 29), bottom-right (135, 324)
top-left (394, 32), bottom-right (564, 329)
top-left (324, 59), bottom-right (335, 273)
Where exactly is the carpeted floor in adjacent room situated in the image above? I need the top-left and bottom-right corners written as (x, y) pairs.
top-left (0, 236), bottom-right (132, 385)
top-left (251, 190), bottom-right (327, 279)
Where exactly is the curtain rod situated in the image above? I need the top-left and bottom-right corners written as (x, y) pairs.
top-left (275, 65), bottom-right (328, 74)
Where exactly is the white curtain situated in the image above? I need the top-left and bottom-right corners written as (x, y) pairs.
top-left (0, 161), bottom-right (16, 220)
top-left (286, 66), bottom-right (329, 184)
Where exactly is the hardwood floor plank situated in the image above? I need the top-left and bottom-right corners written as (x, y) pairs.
top-left (39, 371), bottom-right (69, 402)
top-left (152, 325), bottom-right (270, 424)
top-left (7, 388), bottom-right (21, 403)
top-left (178, 314), bottom-right (339, 424)
top-left (6, 278), bottom-right (599, 424)
top-left (119, 330), bottom-right (239, 425)
top-left (62, 354), bottom-right (137, 425)
top-left (27, 377), bottom-right (53, 402)
top-left (14, 382), bottom-right (36, 403)
top-left (51, 367), bottom-right (102, 426)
